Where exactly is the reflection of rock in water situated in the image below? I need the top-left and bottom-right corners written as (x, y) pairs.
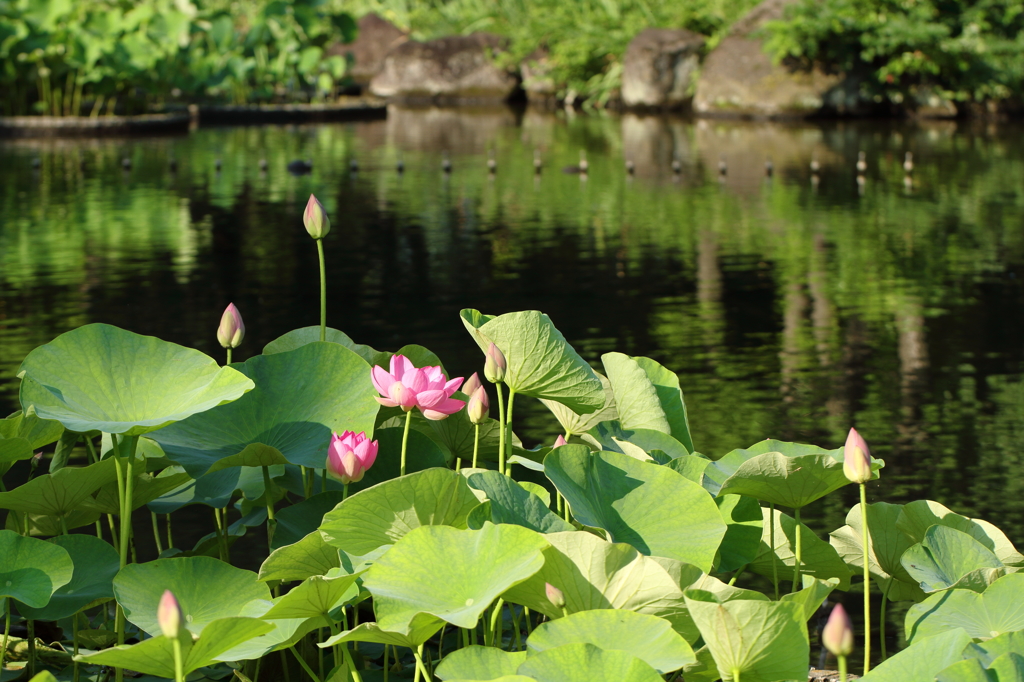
top-left (385, 105), bottom-right (516, 153)
top-left (620, 114), bottom-right (690, 180)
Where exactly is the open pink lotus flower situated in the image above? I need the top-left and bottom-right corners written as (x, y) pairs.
top-left (372, 354), bottom-right (465, 420)
top-left (327, 431), bottom-right (378, 484)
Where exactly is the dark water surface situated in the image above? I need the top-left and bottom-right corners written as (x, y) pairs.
top-left (3, 109), bottom-right (1024, 569)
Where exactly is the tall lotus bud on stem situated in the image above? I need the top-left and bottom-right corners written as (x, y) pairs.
top-left (463, 372), bottom-right (483, 399)
top-left (217, 303), bottom-right (245, 349)
top-left (545, 583), bottom-right (565, 609)
top-left (468, 386), bottom-right (489, 425)
top-left (553, 435), bottom-right (567, 448)
top-left (843, 427), bottom-right (872, 484)
top-left (303, 194), bottom-right (330, 240)
top-left (823, 603), bottom-right (854, 681)
top-left (484, 343), bottom-right (506, 383)
top-left (158, 590), bottom-right (183, 639)
top-left (327, 431), bottom-right (379, 486)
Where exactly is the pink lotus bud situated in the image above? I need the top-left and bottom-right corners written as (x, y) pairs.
top-left (303, 194), bottom-right (331, 239)
top-left (822, 603), bottom-right (854, 657)
top-left (158, 590), bottom-right (183, 639)
top-left (327, 431), bottom-right (379, 484)
top-left (30, 451), bottom-right (43, 470)
top-left (843, 427), bottom-right (872, 484)
top-left (216, 303), bottom-right (245, 349)
top-left (545, 583), bottom-right (565, 609)
top-left (463, 372), bottom-right (483, 398)
top-left (553, 435), bottom-right (567, 448)
top-left (468, 386), bottom-right (489, 425)
top-left (484, 343), bottom-right (506, 383)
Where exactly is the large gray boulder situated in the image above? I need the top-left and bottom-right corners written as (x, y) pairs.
top-left (621, 28), bottom-right (705, 109)
top-left (693, 0), bottom-right (861, 118)
top-left (328, 13), bottom-right (407, 86)
top-left (369, 32), bottom-right (519, 104)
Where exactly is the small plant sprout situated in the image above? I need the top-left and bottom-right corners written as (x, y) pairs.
top-left (302, 194), bottom-right (330, 342)
top-left (823, 603), bottom-right (854, 682)
top-left (216, 303), bottom-right (244, 364)
top-left (844, 426), bottom-right (873, 673)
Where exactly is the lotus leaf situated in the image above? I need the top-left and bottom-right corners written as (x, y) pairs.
top-left (259, 531), bottom-right (341, 583)
top-left (602, 353), bottom-right (693, 451)
top-left (320, 620), bottom-right (445, 649)
top-left (319, 468), bottom-right (480, 557)
top-left (902, 525), bottom-right (1009, 593)
top-left (584, 421), bottom-right (689, 461)
top-left (460, 309), bottom-right (604, 413)
top-left (747, 508), bottom-right (852, 589)
top-left (666, 454), bottom-right (713, 485)
top-left (545, 446), bottom-right (726, 572)
top-left (540, 372), bottom-right (618, 437)
top-left (18, 324), bottom-right (254, 436)
top-left (263, 326), bottom-right (388, 367)
top-left (936, 657), bottom-right (995, 682)
top-left (527, 609), bottom-right (695, 673)
top-left (363, 524), bottom-right (547, 633)
top-left (147, 467), bottom-right (273, 513)
top-left (213, 598), bottom-right (324, 661)
top-left (501, 531), bottom-right (702, 642)
top-left (990, 652), bottom-right (1024, 681)
top-left (906, 573), bottom-right (1024, 642)
top-left (0, 530), bottom-right (73, 607)
top-left (683, 588), bottom-right (809, 682)
top-left (0, 408), bottom-right (64, 450)
top-left (715, 495), bottom-right (764, 573)
top-left (261, 571), bottom-right (362, 620)
top-left (0, 457), bottom-right (117, 518)
top-left (82, 466), bottom-right (192, 515)
top-left (113, 556), bottom-right (271, 636)
top-left (6, 508), bottom-right (101, 537)
top-left (516, 642), bottom-right (664, 682)
top-left (436, 646), bottom-right (528, 680)
top-left (965, 631), bottom-right (1024, 667)
top-left (466, 471), bottom-right (573, 533)
top-left (778, 577), bottom-right (840, 620)
top-left (829, 502), bottom-right (926, 602)
top-left (272, 491), bottom-right (346, 549)
top-left (19, 534), bottom-right (118, 620)
top-left (897, 500), bottom-right (1024, 566)
top-left (859, 628), bottom-right (973, 682)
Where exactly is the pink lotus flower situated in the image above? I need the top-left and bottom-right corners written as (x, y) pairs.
top-left (372, 355), bottom-right (465, 420)
top-left (216, 303), bottom-right (245, 349)
top-left (553, 434), bottom-right (567, 448)
top-left (327, 431), bottom-right (379, 484)
top-left (843, 427), bottom-right (872, 484)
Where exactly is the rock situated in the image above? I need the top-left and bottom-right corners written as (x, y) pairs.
top-left (369, 32), bottom-right (519, 105)
top-left (521, 48), bottom-right (558, 106)
top-left (328, 13), bottom-right (407, 86)
top-left (693, 0), bottom-right (861, 118)
top-left (621, 28), bottom-right (705, 109)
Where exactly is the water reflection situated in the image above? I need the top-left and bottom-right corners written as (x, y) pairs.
top-left (3, 107), bottom-right (1024, 545)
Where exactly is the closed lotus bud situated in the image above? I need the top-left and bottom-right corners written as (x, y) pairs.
top-left (468, 386), bottom-right (489, 424)
top-left (843, 427), bottom-right (872, 484)
top-left (822, 603), bottom-right (854, 657)
top-left (484, 343), bottom-right (506, 383)
top-left (30, 451), bottom-right (43, 470)
top-left (303, 194), bottom-right (331, 239)
top-left (545, 582), bottom-right (565, 609)
top-left (157, 590), bottom-right (183, 639)
top-left (463, 372), bottom-right (483, 399)
top-left (217, 303), bottom-right (245, 349)
top-left (553, 435), bottom-right (567, 448)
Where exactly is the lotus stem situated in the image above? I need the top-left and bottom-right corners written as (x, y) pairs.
top-left (792, 506), bottom-right (803, 593)
top-left (732, 669), bottom-right (741, 682)
top-left (838, 654), bottom-right (847, 682)
top-left (505, 391), bottom-right (516, 476)
top-left (342, 642), bottom-right (363, 682)
top-left (321, 469), bottom-right (327, 494)
top-left (496, 383), bottom-right (506, 475)
top-left (226, 348), bottom-right (233, 365)
top-left (73, 612), bottom-right (80, 682)
top-left (84, 437), bottom-right (98, 464)
top-left (489, 598), bottom-right (505, 646)
top-left (342, 484), bottom-right (349, 501)
top-left (316, 239), bottom-right (327, 342)
top-left (511, 606), bottom-right (523, 651)
top-left (166, 513), bottom-right (174, 549)
top-left (152, 512), bottom-right (164, 555)
top-left (214, 507), bottom-right (229, 562)
top-left (769, 503), bottom-right (779, 600)
top-left (289, 645), bottom-right (321, 682)
top-left (472, 423), bottom-right (480, 468)
top-left (108, 514), bottom-right (119, 553)
top-left (262, 466), bottom-right (277, 550)
top-left (27, 618), bottom-right (36, 677)
top-left (172, 637), bottom-right (185, 682)
top-left (301, 466), bottom-right (312, 499)
top-left (728, 564), bottom-right (746, 586)
top-left (1, 598), bottom-right (10, 672)
top-left (400, 410), bottom-right (412, 477)
top-left (860, 484), bottom-right (871, 673)
top-left (413, 645), bottom-right (430, 682)
top-left (60, 514), bottom-right (69, 536)
top-left (881, 578), bottom-right (891, 661)
top-left (318, 628), bottom-right (324, 680)
top-left (383, 645), bottom-right (389, 682)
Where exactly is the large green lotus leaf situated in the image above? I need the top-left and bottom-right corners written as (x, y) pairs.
top-left (272, 491), bottom-right (346, 550)
top-left (830, 502), bottom-right (926, 602)
top-left (859, 628), bottom-right (973, 682)
top-left (601, 354), bottom-right (693, 452)
top-left (320, 620), bottom-right (443, 649)
top-left (501, 531), bottom-right (703, 643)
top-left (446, 677), bottom-right (533, 682)
top-left (897, 500), bottom-right (1024, 566)
top-left (747, 508), bottom-right (852, 589)
top-left (705, 438), bottom-right (883, 505)
top-left (779, 577), bottom-right (840, 620)
top-left (113, 556), bottom-right (271, 636)
top-left (965, 631), bottom-right (1024, 667)
top-left (364, 524), bottom-right (547, 633)
top-left (76, 617), bottom-right (274, 676)
top-left (466, 471), bottom-right (573, 534)
top-left (151, 343), bottom-right (377, 477)
top-left (83, 466), bottom-right (192, 515)
top-left (666, 454), bottom-right (713, 485)
top-left (902, 525), bottom-right (1009, 593)
top-left (319, 468), bottom-right (480, 557)
top-left (680, 645), bottom-right (721, 682)
top-left (0, 436), bottom-right (33, 473)
top-left (213, 598), bottom-right (324, 661)
top-left (936, 658), bottom-right (994, 682)
top-left (18, 324), bottom-right (254, 436)
top-left (263, 326), bottom-right (389, 367)
top-left (990, 653), bottom-right (1024, 681)
top-left (527, 609), bottom-right (695, 673)
top-left (516, 642), bottom-right (664, 682)
top-left (545, 446), bottom-right (726, 572)
top-left (683, 589), bottom-right (809, 682)
top-left (261, 572), bottom-right (363, 620)
top-left (19, 535), bottom-right (118, 620)
top-left (259, 531), bottom-right (341, 583)
top-left (460, 309), bottom-right (604, 414)
top-left (0, 408), bottom-right (65, 449)
top-left (147, 466), bottom-right (274, 513)
top-left (0, 530), bottom-right (74, 607)
top-left (715, 495), bottom-right (763, 573)
top-left (0, 457), bottom-right (117, 517)
top-left (540, 372), bottom-right (618, 437)
top-left (436, 646), bottom-right (528, 680)
top-left (7, 508), bottom-right (101, 537)
top-left (584, 421), bottom-right (689, 461)
top-left (906, 573), bottom-right (1024, 643)
top-left (346, 427), bottom-right (448, 495)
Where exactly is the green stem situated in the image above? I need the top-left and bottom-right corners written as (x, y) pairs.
top-left (85, 437), bottom-right (98, 464)
top-left (73, 611), bottom-right (81, 682)
top-left (400, 410), bottom-right (412, 477)
top-left (490, 598), bottom-right (504, 647)
top-left (472, 424), bottom-right (480, 469)
top-left (60, 514), bottom-right (69, 535)
top-left (505, 391), bottom-right (516, 476)
top-left (792, 506), bottom-right (802, 593)
top-left (733, 669), bottom-right (741, 682)
top-left (152, 512), bottom-right (164, 555)
top-left (27, 618), bottom-right (36, 677)
top-left (523, 607), bottom-right (534, 637)
top-left (413, 645), bottom-right (430, 682)
top-left (214, 507), bottom-right (229, 562)
top-left (1, 598), bottom-right (9, 672)
top-left (166, 513), bottom-right (174, 550)
top-left (343, 483), bottom-right (349, 501)
top-left (838, 654), bottom-right (847, 682)
top-left (728, 564), bottom-right (746, 586)
top-left (316, 239), bottom-right (327, 342)
top-left (172, 637), bottom-right (185, 682)
top-left (262, 466), bottom-right (277, 551)
top-left (496, 383), bottom-right (506, 475)
top-left (289, 645), bottom-right (321, 682)
top-left (881, 579), bottom-right (891, 662)
top-left (318, 628), bottom-right (324, 681)
top-left (114, 434), bottom-right (138, 682)
top-left (226, 348), bottom-right (233, 365)
top-left (302, 466), bottom-right (312, 499)
top-left (383, 645), bottom-right (389, 682)
top-left (511, 606), bottom-right (523, 651)
top-left (769, 503), bottom-right (779, 600)
top-left (861, 484), bottom-right (871, 673)
top-left (342, 642), bottom-right (363, 682)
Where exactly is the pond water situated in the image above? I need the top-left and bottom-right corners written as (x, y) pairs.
top-left (3, 108), bottom-right (1024, 556)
